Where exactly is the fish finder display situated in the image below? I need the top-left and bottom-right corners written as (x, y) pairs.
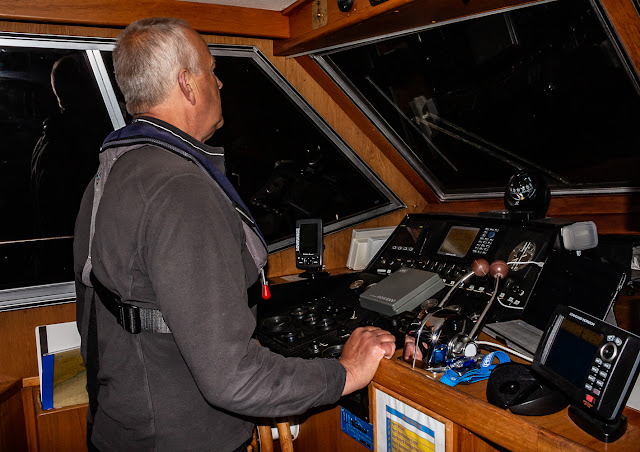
top-left (544, 318), bottom-right (603, 387)
top-left (437, 226), bottom-right (480, 257)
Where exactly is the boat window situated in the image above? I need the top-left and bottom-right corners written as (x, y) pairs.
top-left (201, 46), bottom-right (402, 251)
top-left (0, 37), bottom-right (401, 309)
top-left (315, 0), bottom-right (640, 199)
top-left (0, 36), bottom-right (119, 305)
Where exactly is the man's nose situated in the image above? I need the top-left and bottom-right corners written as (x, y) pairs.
top-left (217, 77), bottom-right (223, 90)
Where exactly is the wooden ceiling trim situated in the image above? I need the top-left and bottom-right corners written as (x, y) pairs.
top-left (0, 0), bottom-right (289, 39)
top-left (273, 0), bottom-right (547, 57)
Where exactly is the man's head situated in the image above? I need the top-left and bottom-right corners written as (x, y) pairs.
top-left (113, 17), bottom-right (223, 140)
top-left (51, 55), bottom-right (96, 112)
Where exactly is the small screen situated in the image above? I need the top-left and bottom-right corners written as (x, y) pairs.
top-left (389, 225), bottom-right (424, 253)
top-left (437, 226), bottom-right (480, 257)
top-left (298, 223), bottom-right (319, 254)
top-left (544, 317), bottom-right (603, 387)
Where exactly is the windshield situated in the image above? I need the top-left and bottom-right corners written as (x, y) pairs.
top-left (317, 0), bottom-right (640, 198)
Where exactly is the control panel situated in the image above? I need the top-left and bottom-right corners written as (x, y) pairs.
top-left (363, 213), bottom-right (570, 320)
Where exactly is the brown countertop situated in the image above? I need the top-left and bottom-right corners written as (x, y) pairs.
top-left (373, 348), bottom-right (640, 451)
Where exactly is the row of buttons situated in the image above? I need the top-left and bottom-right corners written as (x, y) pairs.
top-left (584, 351), bottom-right (616, 401)
top-left (472, 228), bottom-right (499, 255)
top-left (391, 245), bottom-right (414, 252)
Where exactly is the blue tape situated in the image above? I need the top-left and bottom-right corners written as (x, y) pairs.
top-left (439, 351), bottom-right (510, 387)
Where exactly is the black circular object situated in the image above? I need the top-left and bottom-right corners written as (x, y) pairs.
top-left (601, 343), bottom-right (618, 361)
top-left (322, 345), bottom-right (343, 359)
top-left (279, 331), bottom-right (298, 343)
top-left (316, 317), bottom-right (337, 330)
top-left (337, 0), bottom-right (354, 12)
top-left (261, 316), bottom-right (291, 333)
top-left (504, 170), bottom-right (550, 220)
top-left (290, 306), bottom-right (309, 319)
top-left (303, 313), bottom-right (319, 326)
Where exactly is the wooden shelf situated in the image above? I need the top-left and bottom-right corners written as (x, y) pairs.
top-left (373, 351), bottom-right (640, 451)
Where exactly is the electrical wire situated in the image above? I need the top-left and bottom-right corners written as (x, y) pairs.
top-left (477, 340), bottom-right (533, 363)
top-left (507, 260), bottom-right (545, 268)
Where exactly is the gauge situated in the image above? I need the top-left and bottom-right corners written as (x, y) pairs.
top-left (507, 241), bottom-right (537, 271)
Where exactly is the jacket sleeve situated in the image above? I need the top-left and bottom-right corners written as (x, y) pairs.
top-left (141, 171), bottom-right (346, 416)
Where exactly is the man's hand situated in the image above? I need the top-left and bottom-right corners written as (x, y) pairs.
top-left (339, 326), bottom-right (396, 395)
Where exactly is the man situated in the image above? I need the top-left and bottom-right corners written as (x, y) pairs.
top-left (31, 54), bottom-right (110, 237)
top-left (74, 17), bottom-right (396, 451)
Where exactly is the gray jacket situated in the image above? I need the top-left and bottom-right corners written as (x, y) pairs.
top-left (73, 125), bottom-right (345, 451)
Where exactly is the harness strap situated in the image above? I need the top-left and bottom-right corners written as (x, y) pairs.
top-left (89, 271), bottom-right (171, 334)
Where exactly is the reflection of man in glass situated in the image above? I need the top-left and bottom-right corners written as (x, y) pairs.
top-left (31, 55), bottom-right (111, 237)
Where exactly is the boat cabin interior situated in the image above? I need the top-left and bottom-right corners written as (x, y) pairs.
top-left (1, 0), bottom-right (640, 450)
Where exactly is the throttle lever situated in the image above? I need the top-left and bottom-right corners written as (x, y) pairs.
top-left (454, 260), bottom-right (509, 357)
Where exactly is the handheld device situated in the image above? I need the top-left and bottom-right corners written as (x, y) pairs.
top-left (532, 305), bottom-right (640, 442)
top-left (295, 219), bottom-right (328, 278)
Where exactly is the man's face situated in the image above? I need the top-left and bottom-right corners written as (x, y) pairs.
top-left (189, 31), bottom-right (224, 141)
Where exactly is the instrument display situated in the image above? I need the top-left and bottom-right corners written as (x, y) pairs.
top-left (508, 241), bottom-right (537, 271)
top-left (437, 226), bottom-right (480, 258)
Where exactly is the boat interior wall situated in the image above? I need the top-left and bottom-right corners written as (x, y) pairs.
top-left (1, 0), bottom-right (639, 281)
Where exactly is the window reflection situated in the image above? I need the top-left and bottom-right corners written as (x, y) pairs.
top-left (319, 0), bottom-right (640, 197)
top-left (0, 45), bottom-right (113, 290)
top-left (204, 52), bottom-right (401, 250)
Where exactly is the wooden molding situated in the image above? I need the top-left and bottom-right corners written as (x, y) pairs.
top-left (0, 0), bottom-right (290, 38)
top-left (274, 0), bottom-right (550, 57)
top-left (600, 0), bottom-right (640, 74)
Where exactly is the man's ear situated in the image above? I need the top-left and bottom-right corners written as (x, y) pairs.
top-left (178, 68), bottom-right (196, 105)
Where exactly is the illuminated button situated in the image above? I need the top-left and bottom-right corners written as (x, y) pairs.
top-left (586, 394), bottom-right (594, 403)
top-left (591, 366), bottom-right (599, 373)
top-left (603, 362), bottom-right (611, 369)
top-left (599, 371), bottom-right (608, 379)
top-left (615, 337), bottom-right (623, 347)
top-left (593, 388), bottom-right (601, 396)
top-left (585, 383), bottom-right (593, 391)
top-left (587, 375), bottom-right (596, 382)
top-left (607, 335), bottom-right (616, 342)
top-left (596, 380), bottom-right (604, 387)
top-left (487, 231), bottom-right (496, 238)
top-left (595, 357), bottom-right (603, 365)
